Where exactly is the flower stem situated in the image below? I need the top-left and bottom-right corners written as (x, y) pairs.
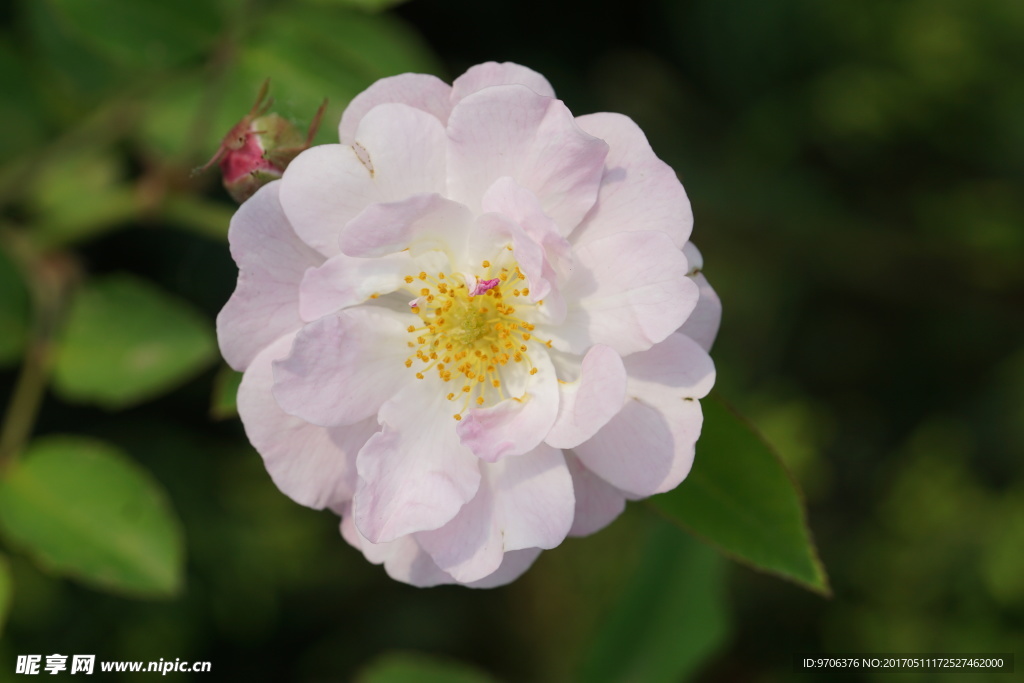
top-left (0, 233), bottom-right (75, 473)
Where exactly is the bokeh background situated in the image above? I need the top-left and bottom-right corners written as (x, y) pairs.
top-left (1, 0), bottom-right (1022, 680)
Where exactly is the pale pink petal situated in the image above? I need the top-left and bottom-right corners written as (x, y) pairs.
top-left (683, 272), bottom-right (721, 351)
top-left (417, 444), bottom-right (573, 583)
top-left (272, 307), bottom-right (415, 427)
top-left (545, 344), bottom-right (627, 449)
top-left (679, 242), bottom-right (721, 351)
top-left (340, 193), bottom-right (474, 260)
top-left (447, 85), bottom-right (608, 231)
top-left (465, 548), bottom-right (542, 588)
top-left (574, 333), bottom-right (714, 496)
top-left (354, 380), bottom-right (481, 543)
top-left (339, 73), bottom-right (453, 144)
top-left (298, 251), bottom-right (416, 322)
top-left (621, 330), bottom-right (716, 402)
top-left (474, 212), bottom-right (565, 321)
top-left (573, 397), bottom-right (680, 498)
top-left (571, 113), bottom-right (693, 248)
top-left (456, 350), bottom-right (559, 462)
top-left (277, 145), bottom-right (369, 256)
top-left (339, 509), bottom-right (455, 587)
top-left (481, 176), bottom-right (574, 274)
top-left (217, 182), bottom-right (323, 371)
top-left (381, 540), bottom-right (457, 587)
top-left (414, 472), bottom-right (503, 582)
top-left (495, 444), bottom-right (574, 551)
top-left (555, 231), bottom-right (698, 356)
top-left (238, 334), bottom-right (378, 509)
top-left (451, 61), bottom-right (556, 104)
top-left (280, 104), bottom-right (447, 256)
top-left (565, 452), bottom-right (626, 537)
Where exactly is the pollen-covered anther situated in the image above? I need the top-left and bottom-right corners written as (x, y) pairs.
top-left (402, 263), bottom-right (554, 411)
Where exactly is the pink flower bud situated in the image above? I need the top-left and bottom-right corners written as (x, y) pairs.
top-left (197, 80), bottom-right (327, 203)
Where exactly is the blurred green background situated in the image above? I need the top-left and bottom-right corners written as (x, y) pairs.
top-left (1, 0), bottom-right (1022, 680)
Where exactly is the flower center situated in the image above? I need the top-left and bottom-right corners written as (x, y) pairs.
top-left (403, 260), bottom-right (552, 420)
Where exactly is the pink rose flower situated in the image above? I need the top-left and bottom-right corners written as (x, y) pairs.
top-left (218, 62), bottom-right (721, 587)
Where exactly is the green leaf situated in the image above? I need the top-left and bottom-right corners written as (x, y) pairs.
top-left (239, 7), bottom-right (441, 141)
top-left (0, 436), bottom-right (184, 597)
top-left (24, 0), bottom-right (120, 103)
top-left (210, 366), bottom-right (242, 420)
top-left (28, 147), bottom-right (138, 249)
top-left (0, 553), bottom-right (11, 637)
top-left (578, 523), bottom-right (728, 683)
top-left (43, 0), bottom-right (221, 72)
top-left (650, 395), bottom-right (830, 594)
top-left (0, 40), bottom-right (47, 159)
top-left (301, 0), bottom-right (412, 13)
top-left (355, 652), bottom-right (497, 683)
top-left (54, 274), bottom-right (217, 409)
top-left (0, 246), bottom-right (30, 366)
top-left (141, 5), bottom-right (441, 165)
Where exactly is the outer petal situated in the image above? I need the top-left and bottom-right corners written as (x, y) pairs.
top-left (571, 113), bottom-right (693, 249)
top-left (339, 509), bottom-right (454, 587)
top-left (217, 182), bottom-right (323, 371)
top-left (565, 452), bottom-right (627, 537)
top-left (545, 344), bottom-right (627, 449)
top-left (456, 350), bottom-right (559, 462)
top-left (280, 104), bottom-right (447, 256)
top-left (354, 379), bottom-right (481, 543)
top-left (679, 242), bottom-right (721, 351)
top-left (340, 193), bottom-right (474, 261)
top-left (465, 548), bottom-right (542, 588)
top-left (451, 61), bottom-right (556, 104)
top-left (574, 333), bottom-right (715, 497)
top-left (339, 73), bottom-right (453, 144)
top-left (555, 231), bottom-right (698, 356)
top-left (238, 333), bottom-right (378, 509)
top-left (446, 85), bottom-right (608, 231)
top-left (272, 307), bottom-right (415, 427)
top-left (341, 508), bottom-right (542, 588)
top-left (416, 444), bottom-right (573, 583)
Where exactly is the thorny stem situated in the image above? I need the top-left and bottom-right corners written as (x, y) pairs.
top-left (0, 232), bottom-right (75, 473)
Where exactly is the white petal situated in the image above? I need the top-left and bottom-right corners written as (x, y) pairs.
top-left (574, 333), bottom-right (714, 496)
top-left (545, 344), bottom-right (627, 449)
top-left (340, 193), bottom-right (474, 262)
top-left (481, 176), bottom-right (574, 274)
top-left (465, 548), bottom-right (542, 588)
top-left (354, 379), bottom-right (481, 543)
top-left (473, 211), bottom-right (567, 322)
top-left (238, 333), bottom-right (378, 509)
top-left (217, 182), bottom-right (323, 371)
top-left (280, 104), bottom-right (447, 256)
top-left (446, 85), bottom-right (608, 231)
top-left (339, 508), bottom-right (455, 587)
top-left (571, 113), bottom-right (692, 248)
top-left (555, 231), bottom-right (697, 356)
top-left (298, 251), bottom-right (416, 322)
top-left (416, 443), bottom-right (573, 583)
top-left (338, 73), bottom-right (453, 144)
top-left (451, 62), bottom-right (556, 104)
top-left (456, 350), bottom-right (559, 462)
top-left (272, 307), bottom-right (415, 426)
top-left (679, 243), bottom-right (721, 351)
top-left (565, 452), bottom-right (627, 537)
